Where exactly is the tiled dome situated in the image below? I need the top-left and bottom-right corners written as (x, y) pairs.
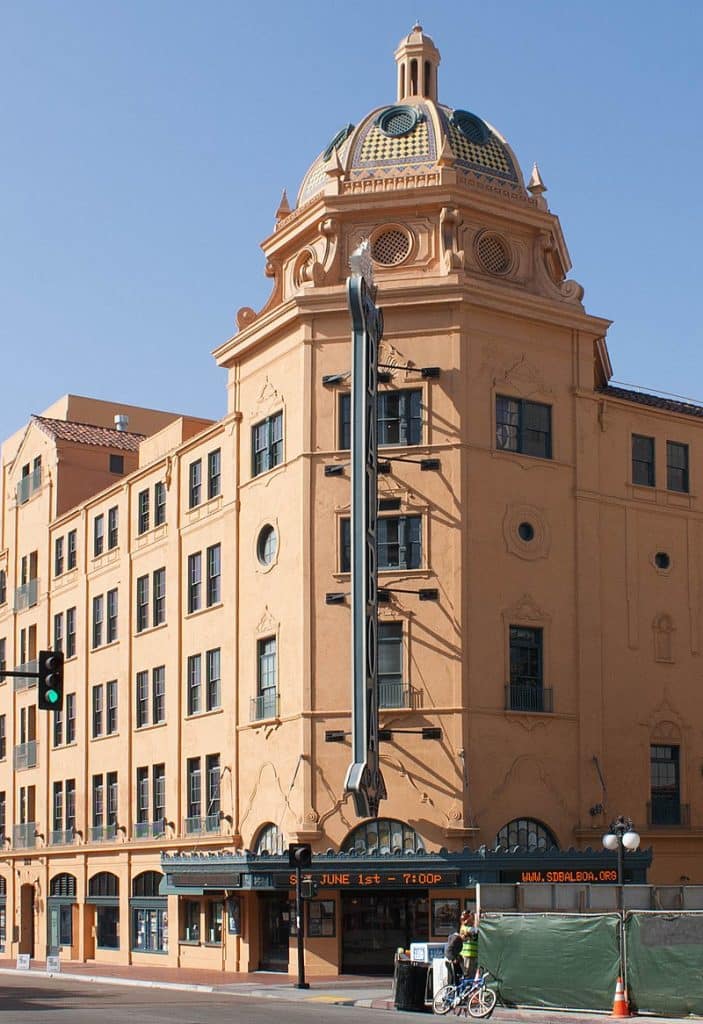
top-left (296, 26), bottom-right (524, 208)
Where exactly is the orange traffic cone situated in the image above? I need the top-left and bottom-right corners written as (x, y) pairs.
top-left (611, 977), bottom-right (630, 1018)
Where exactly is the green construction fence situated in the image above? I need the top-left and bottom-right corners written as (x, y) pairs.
top-left (625, 911), bottom-right (703, 1017)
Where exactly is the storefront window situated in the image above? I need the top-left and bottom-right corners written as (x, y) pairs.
top-left (97, 906), bottom-right (119, 949)
top-left (132, 907), bottom-right (167, 952)
top-left (181, 900), bottom-right (200, 942)
top-left (206, 901), bottom-right (223, 944)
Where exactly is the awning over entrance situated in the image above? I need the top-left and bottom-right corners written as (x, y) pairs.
top-left (161, 845), bottom-right (653, 893)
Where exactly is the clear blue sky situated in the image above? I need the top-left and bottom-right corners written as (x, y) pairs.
top-left (1, 1), bottom-right (702, 442)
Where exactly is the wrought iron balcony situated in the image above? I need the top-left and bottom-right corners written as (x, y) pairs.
top-left (133, 818), bottom-right (165, 839)
top-left (13, 578), bottom-right (39, 612)
top-left (14, 740), bottom-right (37, 770)
top-left (378, 680), bottom-right (423, 709)
top-left (13, 661), bottom-right (38, 691)
top-left (250, 691), bottom-right (278, 722)
top-left (13, 823), bottom-right (37, 849)
top-left (184, 814), bottom-right (221, 835)
top-left (505, 682), bottom-right (553, 713)
top-left (647, 798), bottom-right (690, 827)
top-left (16, 467), bottom-right (41, 505)
top-left (50, 828), bottom-right (74, 846)
top-left (89, 823), bottom-right (117, 843)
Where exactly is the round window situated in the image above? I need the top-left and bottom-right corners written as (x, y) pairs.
top-left (376, 105), bottom-right (420, 138)
top-left (654, 551), bottom-right (670, 570)
top-left (475, 232), bottom-right (512, 275)
top-left (451, 110), bottom-right (489, 145)
top-left (371, 228), bottom-right (411, 266)
top-left (518, 522), bottom-right (535, 542)
top-left (257, 525), bottom-right (278, 566)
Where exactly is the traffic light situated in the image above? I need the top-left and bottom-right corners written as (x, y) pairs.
top-left (300, 879), bottom-right (318, 899)
top-left (288, 843), bottom-right (312, 868)
top-left (38, 650), bottom-right (64, 711)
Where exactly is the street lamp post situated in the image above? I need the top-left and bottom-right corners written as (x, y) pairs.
top-left (602, 815), bottom-right (641, 886)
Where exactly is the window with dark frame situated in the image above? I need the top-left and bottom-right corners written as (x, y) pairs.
top-left (153, 764), bottom-right (165, 825)
top-left (188, 553), bottom-right (202, 613)
top-left (93, 514), bottom-right (104, 557)
top-left (650, 744), bottom-right (681, 825)
top-left (67, 530), bottom-right (77, 571)
top-left (152, 568), bottom-right (166, 626)
top-left (256, 636), bottom-right (277, 719)
top-left (206, 648), bottom-right (221, 711)
top-left (252, 412), bottom-right (283, 477)
top-left (136, 671), bottom-right (149, 728)
top-left (66, 607), bottom-right (76, 658)
top-left (340, 515), bottom-right (422, 572)
top-left (109, 454), bottom-right (124, 475)
top-left (187, 654), bottom-right (201, 716)
top-left (154, 481), bottom-right (166, 526)
top-left (666, 441), bottom-right (689, 493)
top-left (632, 434), bottom-right (655, 487)
top-left (55, 536), bottom-right (64, 577)
top-left (378, 622), bottom-right (404, 709)
top-left (92, 684), bottom-right (103, 738)
top-left (136, 767), bottom-right (149, 825)
top-left (106, 680), bottom-right (118, 735)
top-left (92, 774), bottom-right (104, 829)
top-left (187, 757), bottom-right (201, 819)
top-left (53, 781), bottom-right (63, 834)
top-left (53, 612), bottom-right (63, 654)
top-left (0, 570), bottom-right (5, 605)
top-left (136, 575), bottom-right (149, 632)
top-left (509, 625), bottom-right (545, 712)
top-left (138, 490), bottom-right (150, 535)
top-left (107, 588), bottom-right (118, 644)
top-left (107, 506), bottom-right (119, 549)
top-left (66, 779), bottom-right (76, 833)
top-left (66, 694), bottom-right (76, 743)
top-left (206, 544), bottom-right (221, 606)
top-left (339, 388), bottom-right (423, 450)
top-left (208, 449), bottom-right (221, 499)
top-left (53, 705), bottom-right (63, 748)
top-left (92, 595), bottom-right (104, 649)
top-left (152, 666), bottom-right (165, 724)
top-left (189, 460), bottom-right (202, 509)
top-left (107, 772), bottom-right (118, 828)
top-left (496, 395), bottom-right (552, 459)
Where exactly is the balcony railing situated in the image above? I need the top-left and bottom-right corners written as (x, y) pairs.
top-left (50, 828), bottom-right (74, 846)
top-left (14, 740), bottom-right (37, 770)
top-left (250, 691), bottom-right (279, 722)
top-left (89, 823), bottom-right (117, 843)
top-left (647, 798), bottom-right (690, 827)
top-left (378, 680), bottom-right (423, 709)
top-left (505, 682), bottom-right (553, 714)
top-left (13, 578), bottom-right (39, 612)
top-left (184, 814), bottom-right (221, 835)
top-left (16, 467), bottom-right (41, 505)
top-left (13, 823), bottom-right (37, 849)
top-left (133, 818), bottom-right (165, 839)
top-left (13, 661), bottom-right (38, 691)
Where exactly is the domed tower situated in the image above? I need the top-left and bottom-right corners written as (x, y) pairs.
top-left (214, 30), bottom-right (612, 863)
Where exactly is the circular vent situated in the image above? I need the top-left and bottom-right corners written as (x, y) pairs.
top-left (376, 105), bottom-right (420, 138)
top-left (452, 110), bottom-right (488, 144)
top-left (371, 228), bottom-right (411, 266)
top-left (476, 232), bottom-right (512, 275)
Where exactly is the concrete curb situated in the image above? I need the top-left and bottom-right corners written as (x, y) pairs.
top-left (0, 966), bottom-right (216, 993)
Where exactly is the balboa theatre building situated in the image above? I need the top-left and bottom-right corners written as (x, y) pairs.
top-left (6, 25), bottom-right (703, 975)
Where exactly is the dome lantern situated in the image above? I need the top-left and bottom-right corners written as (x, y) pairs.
top-left (394, 23), bottom-right (441, 103)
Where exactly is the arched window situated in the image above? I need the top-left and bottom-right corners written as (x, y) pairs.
top-left (494, 818), bottom-right (558, 851)
top-left (132, 871), bottom-right (162, 898)
top-left (50, 873), bottom-right (76, 898)
top-left (342, 819), bottom-right (425, 855)
top-left (88, 871), bottom-right (119, 898)
top-left (254, 823), bottom-right (284, 855)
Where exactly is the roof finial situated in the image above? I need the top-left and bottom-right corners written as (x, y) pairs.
top-left (275, 189), bottom-right (291, 225)
top-left (395, 24), bottom-right (440, 102)
top-left (527, 163), bottom-right (547, 196)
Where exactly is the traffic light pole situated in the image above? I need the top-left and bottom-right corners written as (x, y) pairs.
top-left (295, 862), bottom-right (308, 989)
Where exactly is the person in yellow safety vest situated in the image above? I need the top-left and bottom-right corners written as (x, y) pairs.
top-left (459, 910), bottom-right (478, 977)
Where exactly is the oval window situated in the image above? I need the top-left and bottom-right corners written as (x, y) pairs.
top-left (257, 525), bottom-right (278, 566)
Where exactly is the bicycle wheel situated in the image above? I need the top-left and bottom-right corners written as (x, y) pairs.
top-left (433, 984), bottom-right (458, 1015)
top-left (467, 986), bottom-right (497, 1018)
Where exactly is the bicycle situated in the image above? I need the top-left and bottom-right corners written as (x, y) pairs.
top-left (433, 968), bottom-right (497, 1018)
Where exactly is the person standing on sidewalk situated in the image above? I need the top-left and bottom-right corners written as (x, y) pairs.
top-left (443, 930), bottom-right (464, 985)
top-left (459, 911), bottom-right (479, 978)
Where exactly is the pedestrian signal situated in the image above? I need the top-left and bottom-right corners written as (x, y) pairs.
top-left (38, 650), bottom-right (64, 711)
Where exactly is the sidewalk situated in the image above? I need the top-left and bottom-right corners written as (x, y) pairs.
top-left (0, 959), bottom-right (696, 1021)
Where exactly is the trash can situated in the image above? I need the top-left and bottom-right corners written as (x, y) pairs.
top-left (394, 960), bottom-right (430, 1012)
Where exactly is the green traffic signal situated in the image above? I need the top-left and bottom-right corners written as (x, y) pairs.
top-left (38, 650), bottom-right (64, 711)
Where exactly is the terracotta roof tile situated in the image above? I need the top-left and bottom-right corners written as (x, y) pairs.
top-left (596, 386), bottom-right (703, 420)
top-left (32, 416), bottom-right (145, 451)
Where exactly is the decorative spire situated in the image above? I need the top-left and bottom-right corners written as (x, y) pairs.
top-left (275, 189), bottom-right (291, 225)
top-left (527, 163), bottom-right (547, 197)
top-left (394, 24), bottom-right (441, 102)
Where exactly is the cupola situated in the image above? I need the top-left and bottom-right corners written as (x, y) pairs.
top-left (394, 23), bottom-right (441, 102)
